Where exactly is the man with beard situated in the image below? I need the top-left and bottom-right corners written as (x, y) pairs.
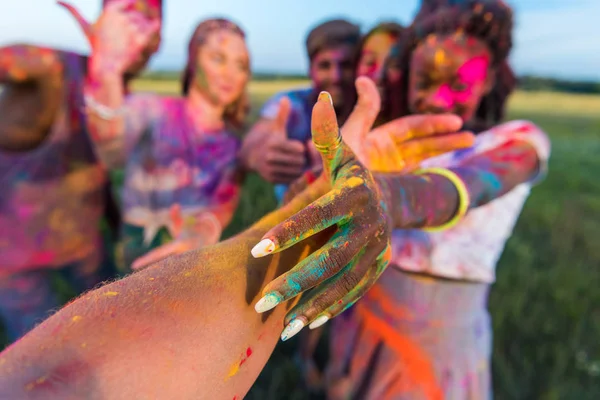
top-left (0, 0), bottom-right (162, 342)
top-left (239, 19), bottom-right (360, 203)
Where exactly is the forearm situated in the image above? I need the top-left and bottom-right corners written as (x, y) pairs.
top-left (449, 140), bottom-right (540, 208)
top-left (84, 55), bottom-right (127, 142)
top-left (376, 173), bottom-right (459, 229)
top-left (376, 140), bottom-right (540, 229)
top-left (0, 180), bottom-right (330, 399)
top-left (0, 45), bottom-right (63, 85)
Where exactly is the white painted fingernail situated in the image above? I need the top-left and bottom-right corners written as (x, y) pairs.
top-left (251, 239), bottom-right (276, 258)
top-left (281, 318), bottom-right (305, 341)
top-left (254, 292), bottom-right (282, 313)
top-left (309, 315), bottom-right (329, 329)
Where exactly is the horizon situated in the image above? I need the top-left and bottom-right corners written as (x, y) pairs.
top-left (2, 0), bottom-right (599, 82)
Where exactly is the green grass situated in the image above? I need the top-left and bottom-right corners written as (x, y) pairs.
top-left (5, 80), bottom-right (600, 398)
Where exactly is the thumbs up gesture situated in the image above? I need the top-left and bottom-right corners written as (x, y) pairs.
top-left (342, 77), bottom-right (475, 173)
top-left (242, 96), bottom-right (308, 184)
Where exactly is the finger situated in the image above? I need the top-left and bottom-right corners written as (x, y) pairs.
top-left (340, 76), bottom-right (381, 155)
top-left (399, 131), bottom-right (475, 165)
top-left (267, 164), bottom-right (305, 177)
top-left (375, 114), bottom-right (464, 144)
top-left (250, 173), bottom-right (368, 257)
top-left (311, 91), bottom-right (348, 181)
top-left (268, 156), bottom-right (305, 169)
top-left (57, 1), bottom-right (93, 43)
top-left (279, 243), bottom-right (389, 341)
top-left (131, 242), bottom-right (183, 270)
top-left (314, 245), bottom-right (390, 324)
top-left (364, 134), bottom-right (406, 173)
top-left (270, 172), bottom-right (306, 185)
top-left (271, 139), bottom-right (306, 156)
top-left (255, 227), bottom-right (368, 313)
top-left (273, 96), bottom-right (291, 138)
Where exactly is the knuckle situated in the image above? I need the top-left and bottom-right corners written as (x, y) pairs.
top-left (322, 249), bottom-right (347, 276)
top-left (311, 296), bottom-right (332, 313)
top-left (339, 271), bottom-right (361, 294)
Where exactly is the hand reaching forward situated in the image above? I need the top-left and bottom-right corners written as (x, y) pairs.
top-left (342, 76), bottom-right (475, 173)
top-left (251, 91), bottom-right (392, 341)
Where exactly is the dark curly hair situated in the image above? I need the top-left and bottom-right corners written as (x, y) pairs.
top-left (386, 0), bottom-right (516, 132)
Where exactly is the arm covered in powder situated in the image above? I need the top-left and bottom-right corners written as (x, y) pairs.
top-left (0, 183), bottom-right (329, 400)
top-left (0, 92), bottom-right (391, 400)
top-left (380, 121), bottom-right (549, 229)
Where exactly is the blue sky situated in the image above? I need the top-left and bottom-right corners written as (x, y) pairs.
top-left (1, 0), bottom-right (598, 81)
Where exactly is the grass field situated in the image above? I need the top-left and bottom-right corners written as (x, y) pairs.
top-left (132, 79), bottom-right (600, 399)
top-left (4, 79), bottom-right (599, 399)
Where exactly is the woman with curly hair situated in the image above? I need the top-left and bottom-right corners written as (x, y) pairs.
top-left (325, 1), bottom-right (550, 399)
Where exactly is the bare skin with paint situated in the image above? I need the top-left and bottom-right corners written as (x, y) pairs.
top-left (0, 91), bottom-right (401, 399)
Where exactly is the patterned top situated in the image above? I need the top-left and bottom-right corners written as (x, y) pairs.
top-left (0, 51), bottom-right (106, 274)
top-left (96, 95), bottom-right (240, 244)
top-left (260, 87), bottom-right (315, 203)
top-left (390, 120), bottom-right (551, 283)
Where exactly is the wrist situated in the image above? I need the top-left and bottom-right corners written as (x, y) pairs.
top-left (88, 54), bottom-right (125, 82)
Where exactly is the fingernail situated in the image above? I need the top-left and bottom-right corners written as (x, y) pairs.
top-left (318, 91), bottom-right (333, 106)
top-left (309, 315), bottom-right (329, 329)
top-left (281, 318), bottom-right (305, 341)
top-left (254, 292), bottom-right (282, 313)
top-left (251, 238), bottom-right (276, 258)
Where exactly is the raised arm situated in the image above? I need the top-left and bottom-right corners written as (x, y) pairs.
top-left (59, 0), bottom-right (160, 167)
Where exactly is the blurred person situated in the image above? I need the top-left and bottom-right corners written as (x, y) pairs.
top-left (0, 85), bottom-right (479, 400)
top-left (356, 21), bottom-right (405, 127)
top-left (73, 5), bottom-right (250, 270)
top-left (0, 0), bottom-right (162, 343)
top-left (324, 1), bottom-right (552, 399)
top-left (294, 20), bottom-right (407, 394)
top-left (239, 18), bottom-right (360, 203)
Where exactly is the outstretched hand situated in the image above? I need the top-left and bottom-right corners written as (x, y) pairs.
top-left (343, 76), bottom-right (475, 173)
top-left (251, 91), bottom-right (392, 341)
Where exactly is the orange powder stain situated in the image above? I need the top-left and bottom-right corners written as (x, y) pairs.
top-left (225, 347), bottom-right (253, 381)
top-left (25, 376), bottom-right (48, 391)
top-left (71, 315), bottom-right (82, 322)
top-left (103, 291), bottom-right (119, 297)
top-left (355, 296), bottom-right (442, 399)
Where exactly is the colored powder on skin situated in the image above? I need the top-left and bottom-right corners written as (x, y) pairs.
top-left (226, 347), bottom-right (253, 380)
top-left (71, 315), bottom-right (82, 322)
top-left (103, 291), bottom-right (119, 297)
